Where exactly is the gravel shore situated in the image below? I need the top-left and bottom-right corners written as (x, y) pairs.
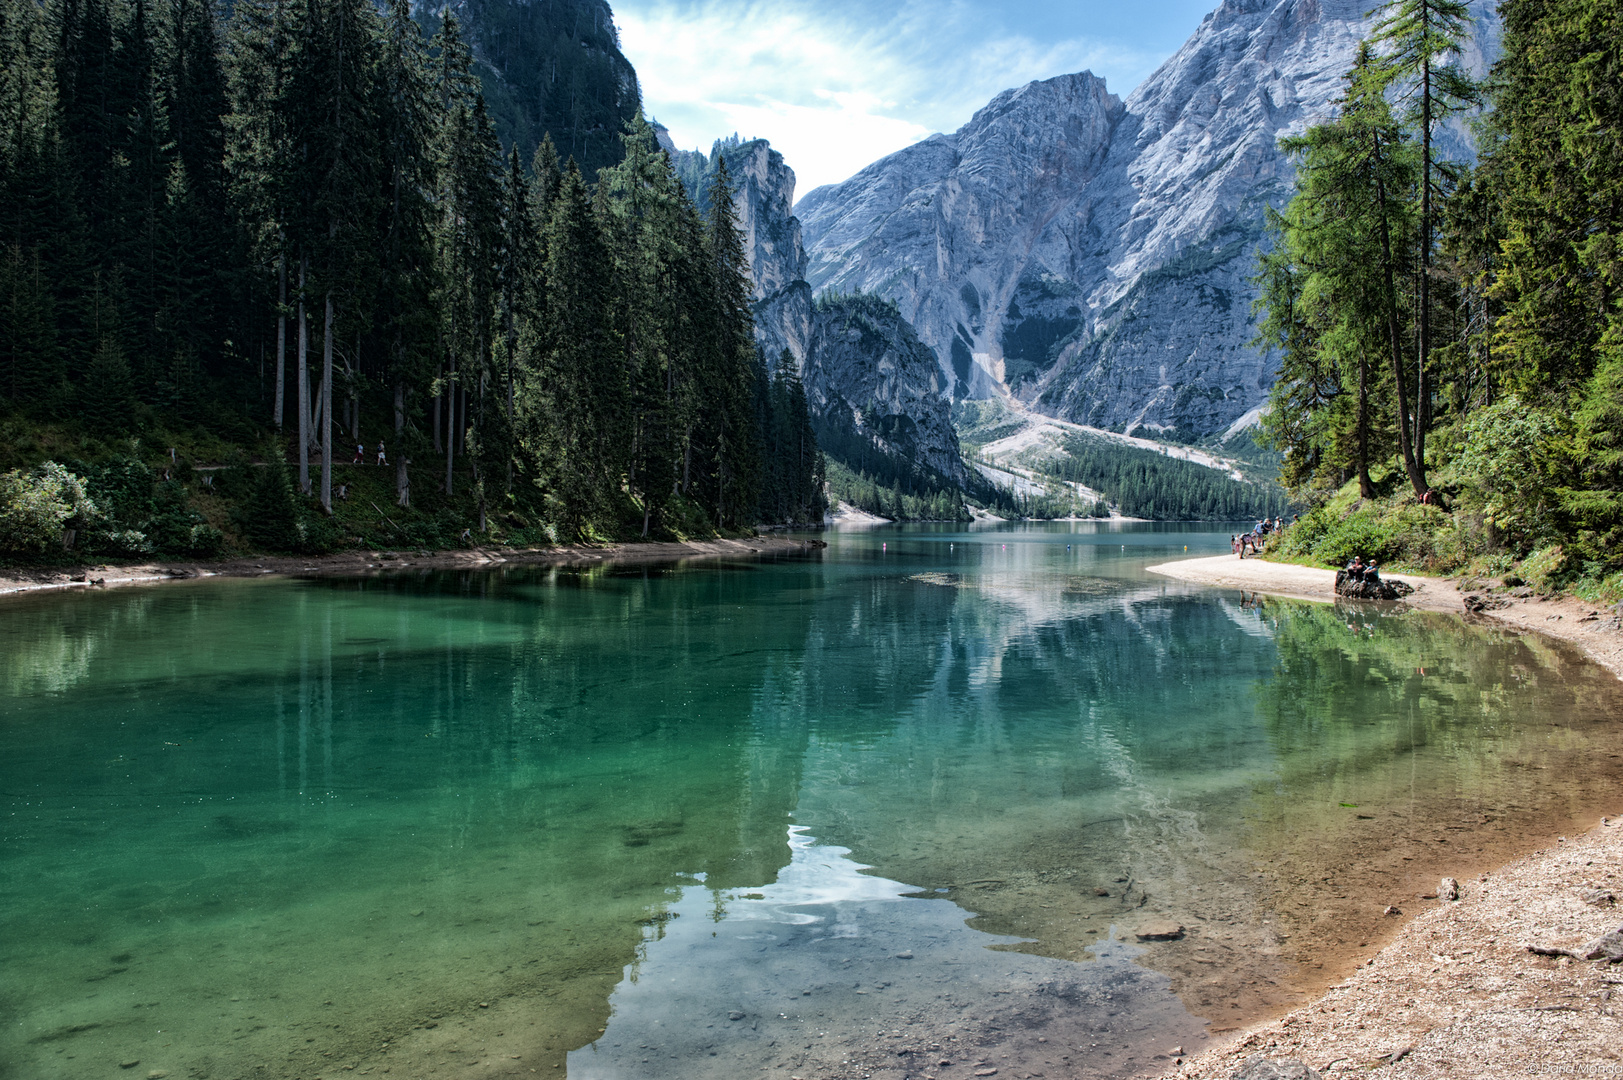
top-left (1146, 554), bottom-right (1623, 1079)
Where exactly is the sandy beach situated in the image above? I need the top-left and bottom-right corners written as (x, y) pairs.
top-left (1145, 554), bottom-right (1623, 1079)
top-left (1148, 553), bottom-right (1623, 682)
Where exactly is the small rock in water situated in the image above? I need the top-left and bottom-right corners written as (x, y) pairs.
top-left (1383, 905), bottom-right (1402, 916)
top-left (1439, 877), bottom-right (1460, 901)
top-left (147, 1072), bottom-right (168, 1079)
top-left (894, 951), bottom-right (914, 959)
top-left (974, 1070), bottom-right (998, 1077)
top-left (1094, 887), bottom-right (1110, 896)
top-left (1581, 888), bottom-right (1616, 907)
top-left (1135, 920), bottom-right (1185, 941)
top-left (119, 1061), bottom-right (139, 1070)
top-left (1170, 1046), bottom-right (1185, 1056)
top-left (728, 1011), bottom-right (745, 1021)
top-left (1231, 1055), bottom-right (1322, 1080)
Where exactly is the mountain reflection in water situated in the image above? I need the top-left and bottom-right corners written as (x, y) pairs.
top-left (3, 522), bottom-right (1622, 1079)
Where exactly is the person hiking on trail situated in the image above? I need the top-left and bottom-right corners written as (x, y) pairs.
top-left (376, 441), bottom-right (387, 466)
top-left (353, 443), bottom-right (364, 464)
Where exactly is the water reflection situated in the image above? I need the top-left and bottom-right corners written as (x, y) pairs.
top-left (3, 523), bottom-right (1622, 1080)
top-left (574, 827), bottom-right (1205, 1080)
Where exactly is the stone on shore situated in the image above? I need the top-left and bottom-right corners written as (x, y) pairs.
top-left (1232, 1055), bottom-right (1321, 1080)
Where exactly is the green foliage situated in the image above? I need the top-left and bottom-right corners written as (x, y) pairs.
top-left (1272, 485), bottom-right (1473, 573)
top-left (238, 455), bottom-right (301, 553)
top-left (0, 461), bottom-right (96, 554)
top-left (824, 457), bottom-right (964, 522)
top-left (1455, 395), bottom-right (1568, 546)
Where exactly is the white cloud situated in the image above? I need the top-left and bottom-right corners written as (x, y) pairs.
top-left (614, 0), bottom-right (1154, 195)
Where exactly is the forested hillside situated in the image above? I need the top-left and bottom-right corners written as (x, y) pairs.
top-left (0, 0), bottom-right (823, 560)
top-left (1257, 0), bottom-right (1621, 595)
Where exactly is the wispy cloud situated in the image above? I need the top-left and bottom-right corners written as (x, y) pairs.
top-left (614, 0), bottom-right (1156, 195)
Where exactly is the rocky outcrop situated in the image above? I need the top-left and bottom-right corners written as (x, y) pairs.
top-left (673, 138), bottom-right (966, 489)
top-left (797, 0), bottom-right (1498, 437)
top-left (423, 0), bottom-right (641, 177)
top-left (670, 137), bottom-right (814, 371)
top-left (804, 296), bottom-right (967, 489)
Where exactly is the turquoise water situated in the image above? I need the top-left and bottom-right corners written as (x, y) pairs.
top-left (4, 522), bottom-right (1622, 1079)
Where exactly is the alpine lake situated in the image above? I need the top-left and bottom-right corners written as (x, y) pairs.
top-left (5, 523), bottom-right (1623, 1080)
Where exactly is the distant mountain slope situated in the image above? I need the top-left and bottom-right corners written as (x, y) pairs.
top-left (416, 0), bottom-right (640, 176)
top-left (671, 139), bottom-right (966, 494)
top-left (797, 0), bottom-right (1499, 438)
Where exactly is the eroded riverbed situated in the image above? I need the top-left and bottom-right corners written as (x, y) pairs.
top-left (4, 523), bottom-right (1622, 1080)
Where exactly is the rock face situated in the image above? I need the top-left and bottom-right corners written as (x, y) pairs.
top-left (803, 296), bottom-right (967, 489)
top-left (797, 0), bottom-right (1498, 437)
top-left (423, 0), bottom-right (640, 177)
top-left (671, 137), bottom-right (814, 375)
top-left (673, 138), bottom-right (965, 490)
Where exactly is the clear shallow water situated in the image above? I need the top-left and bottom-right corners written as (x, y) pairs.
top-left (4, 522), bottom-right (1622, 1080)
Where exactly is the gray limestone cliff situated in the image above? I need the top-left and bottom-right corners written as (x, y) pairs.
top-left (804, 296), bottom-right (967, 489)
top-left (797, 0), bottom-right (1498, 437)
top-left (672, 138), bottom-right (965, 489)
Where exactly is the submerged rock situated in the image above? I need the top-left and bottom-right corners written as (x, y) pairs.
top-left (1439, 877), bottom-right (1460, 902)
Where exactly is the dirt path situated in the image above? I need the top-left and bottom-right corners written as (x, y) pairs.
top-left (0, 535), bottom-right (826, 600)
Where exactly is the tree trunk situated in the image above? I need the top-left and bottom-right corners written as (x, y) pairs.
top-left (432, 377), bottom-right (442, 453)
top-left (297, 257), bottom-right (310, 494)
top-left (1356, 350), bottom-right (1374, 499)
top-left (275, 254), bottom-right (286, 430)
top-left (444, 357), bottom-right (455, 495)
top-left (1416, 38), bottom-right (1433, 482)
top-left (394, 381), bottom-right (410, 508)
top-left (321, 292), bottom-right (334, 513)
top-left (1376, 172), bottom-right (1427, 497)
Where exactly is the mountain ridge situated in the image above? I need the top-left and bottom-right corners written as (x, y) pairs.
top-left (795, 0), bottom-right (1499, 439)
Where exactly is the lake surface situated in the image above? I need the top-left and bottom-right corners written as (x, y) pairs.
top-left (4, 522), bottom-right (1623, 1080)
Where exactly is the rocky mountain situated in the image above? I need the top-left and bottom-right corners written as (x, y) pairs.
top-left (797, 0), bottom-right (1499, 438)
top-left (668, 135), bottom-right (815, 370)
top-left (802, 295), bottom-right (966, 489)
top-left (416, 0), bottom-right (640, 176)
top-left (670, 138), bottom-right (967, 491)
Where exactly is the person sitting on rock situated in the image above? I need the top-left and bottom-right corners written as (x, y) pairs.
top-left (1346, 556), bottom-right (1366, 583)
top-left (1364, 561), bottom-right (1381, 586)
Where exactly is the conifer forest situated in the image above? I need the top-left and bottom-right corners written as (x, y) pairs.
top-left (1256, 0), bottom-right (1623, 585)
top-left (0, 0), bottom-right (825, 557)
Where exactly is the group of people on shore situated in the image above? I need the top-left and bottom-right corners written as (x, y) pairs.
top-left (1232, 516), bottom-right (1289, 558)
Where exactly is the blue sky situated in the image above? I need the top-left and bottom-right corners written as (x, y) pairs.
top-left (612, 0), bottom-right (1220, 195)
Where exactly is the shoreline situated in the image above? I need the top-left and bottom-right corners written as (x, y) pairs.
top-left (1146, 553), bottom-right (1623, 1077)
top-left (0, 534), bottom-right (826, 600)
top-left (1147, 553), bottom-right (1623, 681)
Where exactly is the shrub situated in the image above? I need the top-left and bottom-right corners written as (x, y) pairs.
top-left (0, 462), bottom-right (97, 554)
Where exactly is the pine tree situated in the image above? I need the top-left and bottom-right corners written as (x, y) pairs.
top-left (699, 156), bottom-right (762, 530)
top-left (373, 0), bottom-right (437, 507)
top-left (1369, 0), bottom-right (1482, 491)
top-left (1259, 46), bottom-right (1420, 498)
